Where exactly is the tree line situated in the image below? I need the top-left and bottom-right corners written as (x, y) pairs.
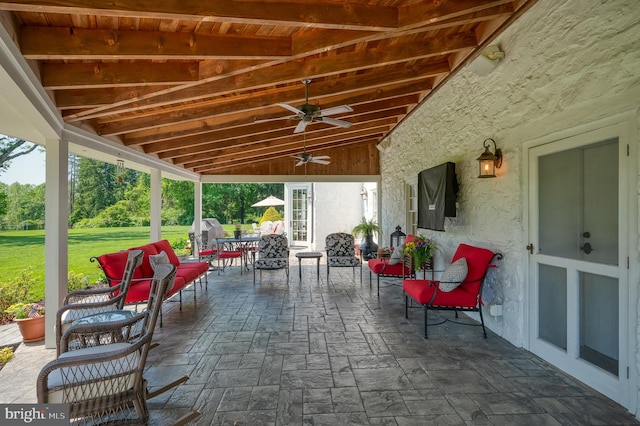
top-left (0, 154), bottom-right (284, 230)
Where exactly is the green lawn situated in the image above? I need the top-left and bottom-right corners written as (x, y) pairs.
top-left (0, 225), bottom-right (251, 299)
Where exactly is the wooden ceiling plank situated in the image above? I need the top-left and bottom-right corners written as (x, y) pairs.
top-left (172, 121), bottom-right (394, 165)
top-left (42, 61), bottom-right (199, 89)
top-left (54, 85), bottom-right (174, 109)
top-left (21, 26), bottom-right (292, 60)
top-left (96, 75), bottom-right (432, 137)
top-left (146, 106), bottom-right (407, 156)
top-left (166, 116), bottom-right (401, 164)
top-left (0, 0), bottom-right (399, 31)
top-left (74, 32), bottom-right (472, 122)
top-left (182, 125), bottom-right (393, 168)
top-left (126, 93), bottom-right (419, 146)
top-left (195, 136), bottom-right (381, 173)
top-left (59, 59), bottom-right (265, 111)
top-left (107, 60), bottom-right (442, 135)
top-left (398, 0), bottom-right (513, 27)
top-left (52, 6), bottom-right (494, 121)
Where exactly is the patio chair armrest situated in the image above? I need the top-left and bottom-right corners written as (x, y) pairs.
top-left (59, 312), bottom-right (147, 354)
top-left (63, 285), bottom-right (119, 304)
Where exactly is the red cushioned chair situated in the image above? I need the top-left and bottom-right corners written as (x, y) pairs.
top-left (192, 233), bottom-right (218, 269)
top-left (402, 244), bottom-right (502, 338)
top-left (214, 238), bottom-right (244, 275)
top-left (367, 235), bottom-right (415, 296)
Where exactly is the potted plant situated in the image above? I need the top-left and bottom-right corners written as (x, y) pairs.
top-left (352, 217), bottom-right (383, 259)
top-left (5, 302), bottom-right (45, 343)
top-left (234, 223), bottom-right (242, 239)
top-left (404, 235), bottom-right (437, 270)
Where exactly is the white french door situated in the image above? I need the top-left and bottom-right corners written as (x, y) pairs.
top-left (288, 184), bottom-right (311, 247)
top-left (527, 123), bottom-right (633, 407)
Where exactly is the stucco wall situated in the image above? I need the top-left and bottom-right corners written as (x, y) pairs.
top-left (379, 0), bottom-right (640, 346)
top-left (313, 182), bottom-right (365, 250)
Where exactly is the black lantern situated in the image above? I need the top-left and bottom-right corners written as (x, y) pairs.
top-left (390, 225), bottom-right (406, 249)
top-left (477, 138), bottom-right (503, 178)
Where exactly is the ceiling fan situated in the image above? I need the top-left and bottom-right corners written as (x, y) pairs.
top-left (294, 152), bottom-right (331, 167)
top-left (293, 132), bottom-right (330, 167)
top-left (257, 79), bottom-right (353, 134)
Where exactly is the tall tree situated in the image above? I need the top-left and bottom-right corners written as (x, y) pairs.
top-left (0, 135), bottom-right (38, 172)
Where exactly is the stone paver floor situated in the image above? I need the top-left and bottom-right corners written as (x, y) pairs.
top-left (1, 260), bottom-right (638, 425)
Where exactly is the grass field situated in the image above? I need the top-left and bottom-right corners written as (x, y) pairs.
top-left (0, 224), bottom-right (249, 300)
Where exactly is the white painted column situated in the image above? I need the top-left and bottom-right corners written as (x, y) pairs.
top-left (44, 138), bottom-right (68, 349)
top-left (194, 182), bottom-right (202, 250)
top-left (149, 169), bottom-right (162, 242)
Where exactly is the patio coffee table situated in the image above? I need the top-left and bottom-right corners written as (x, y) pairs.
top-left (295, 251), bottom-right (323, 280)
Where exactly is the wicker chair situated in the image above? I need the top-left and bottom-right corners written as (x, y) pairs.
top-left (39, 263), bottom-right (198, 425)
top-left (55, 249), bottom-right (144, 356)
top-left (325, 232), bottom-right (362, 282)
top-left (252, 234), bottom-right (290, 284)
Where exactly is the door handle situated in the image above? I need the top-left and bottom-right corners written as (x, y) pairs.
top-left (580, 242), bottom-right (593, 254)
top-left (526, 243), bottom-right (534, 254)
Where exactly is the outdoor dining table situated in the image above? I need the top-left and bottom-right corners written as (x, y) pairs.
top-left (216, 236), bottom-right (260, 270)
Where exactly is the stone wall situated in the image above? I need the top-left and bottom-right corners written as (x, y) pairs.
top-left (379, 0), bottom-right (640, 346)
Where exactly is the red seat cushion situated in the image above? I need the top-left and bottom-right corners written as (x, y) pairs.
top-left (219, 251), bottom-right (242, 259)
top-left (367, 259), bottom-right (408, 276)
top-left (199, 248), bottom-right (217, 256)
top-left (402, 243), bottom-right (496, 308)
top-left (97, 251), bottom-right (143, 285)
top-left (402, 279), bottom-right (478, 308)
top-left (126, 279), bottom-right (153, 304)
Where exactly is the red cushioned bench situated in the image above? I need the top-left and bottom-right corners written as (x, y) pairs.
top-left (91, 239), bottom-right (209, 311)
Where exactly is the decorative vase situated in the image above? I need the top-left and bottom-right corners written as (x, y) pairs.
top-left (360, 234), bottom-right (378, 259)
top-left (15, 316), bottom-right (45, 343)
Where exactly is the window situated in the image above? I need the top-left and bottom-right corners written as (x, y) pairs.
top-left (406, 181), bottom-right (418, 235)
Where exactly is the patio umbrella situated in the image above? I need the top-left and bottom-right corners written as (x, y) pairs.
top-left (252, 195), bottom-right (285, 207)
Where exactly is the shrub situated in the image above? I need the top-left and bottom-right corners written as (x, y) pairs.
top-left (258, 206), bottom-right (283, 226)
top-left (0, 268), bottom-right (37, 324)
top-left (67, 271), bottom-right (91, 292)
top-left (170, 237), bottom-right (191, 257)
top-left (0, 346), bottom-right (13, 366)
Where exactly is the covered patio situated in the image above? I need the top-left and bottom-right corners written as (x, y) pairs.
top-left (1, 263), bottom-right (638, 425)
top-left (1, 0), bottom-right (640, 421)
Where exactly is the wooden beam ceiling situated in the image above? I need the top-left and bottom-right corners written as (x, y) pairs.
top-left (0, 0), bottom-right (538, 177)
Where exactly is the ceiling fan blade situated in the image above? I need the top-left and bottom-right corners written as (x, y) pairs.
top-left (293, 120), bottom-right (309, 133)
top-left (319, 105), bottom-right (353, 116)
top-left (310, 158), bottom-right (331, 165)
top-left (295, 159), bottom-right (306, 167)
top-left (277, 103), bottom-right (304, 115)
top-left (311, 155), bottom-right (330, 160)
top-left (319, 116), bottom-right (352, 129)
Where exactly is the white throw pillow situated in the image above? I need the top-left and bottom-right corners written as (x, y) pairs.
top-left (388, 244), bottom-right (405, 265)
top-left (149, 251), bottom-right (170, 271)
top-left (438, 257), bottom-right (468, 292)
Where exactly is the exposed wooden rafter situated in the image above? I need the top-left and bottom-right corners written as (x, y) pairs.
top-left (0, 0), bottom-right (537, 176)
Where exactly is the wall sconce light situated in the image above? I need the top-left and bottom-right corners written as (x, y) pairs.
top-left (477, 138), bottom-right (502, 178)
top-left (360, 188), bottom-right (368, 200)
